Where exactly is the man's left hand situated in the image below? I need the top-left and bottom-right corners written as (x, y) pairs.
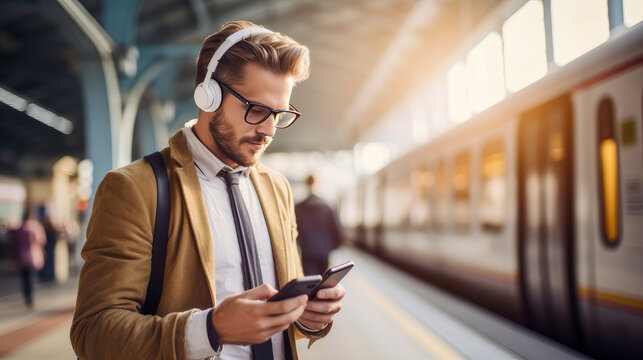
top-left (297, 283), bottom-right (345, 331)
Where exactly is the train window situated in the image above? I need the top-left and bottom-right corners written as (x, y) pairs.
top-left (551, 0), bottom-right (609, 66)
top-left (453, 151), bottom-right (471, 229)
top-left (383, 176), bottom-right (411, 228)
top-left (435, 160), bottom-right (448, 228)
top-left (467, 32), bottom-right (506, 112)
top-left (624, 0), bottom-right (643, 27)
top-left (597, 97), bottom-right (621, 246)
top-left (502, 0), bottom-right (547, 92)
top-left (480, 139), bottom-right (506, 232)
top-left (409, 167), bottom-right (433, 227)
top-left (447, 62), bottom-right (472, 123)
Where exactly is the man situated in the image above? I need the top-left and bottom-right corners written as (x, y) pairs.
top-left (295, 175), bottom-right (343, 275)
top-left (71, 21), bottom-right (344, 360)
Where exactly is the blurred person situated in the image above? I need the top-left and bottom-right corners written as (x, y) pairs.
top-left (62, 217), bottom-right (80, 270)
top-left (8, 207), bottom-right (46, 307)
top-left (72, 21), bottom-right (344, 360)
top-left (295, 175), bottom-right (343, 275)
top-left (37, 205), bottom-right (57, 283)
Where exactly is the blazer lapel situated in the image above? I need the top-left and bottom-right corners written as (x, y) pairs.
top-left (169, 132), bottom-right (217, 305)
top-left (250, 168), bottom-right (290, 287)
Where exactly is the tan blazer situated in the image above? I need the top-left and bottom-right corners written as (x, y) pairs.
top-left (71, 131), bottom-right (330, 359)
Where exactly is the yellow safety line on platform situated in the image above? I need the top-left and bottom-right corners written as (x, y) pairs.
top-left (348, 272), bottom-right (465, 360)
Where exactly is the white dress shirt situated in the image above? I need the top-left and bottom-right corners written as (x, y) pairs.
top-left (182, 121), bottom-right (285, 360)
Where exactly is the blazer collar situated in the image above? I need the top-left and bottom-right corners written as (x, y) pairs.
top-left (169, 130), bottom-right (217, 304)
top-left (250, 166), bottom-right (290, 287)
top-left (169, 130), bottom-right (193, 169)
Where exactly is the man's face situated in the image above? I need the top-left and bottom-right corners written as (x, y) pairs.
top-left (208, 62), bottom-right (294, 168)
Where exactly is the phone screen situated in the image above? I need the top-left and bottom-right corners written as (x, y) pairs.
top-left (309, 261), bottom-right (354, 300)
top-left (267, 275), bottom-right (322, 302)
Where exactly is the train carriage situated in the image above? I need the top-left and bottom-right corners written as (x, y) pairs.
top-left (340, 4), bottom-right (643, 358)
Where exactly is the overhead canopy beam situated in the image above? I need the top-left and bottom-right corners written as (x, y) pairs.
top-left (341, 0), bottom-right (440, 144)
top-left (210, 0), bottom-right (313, 27)
top-left (52, 0), bottom-right (116, 56)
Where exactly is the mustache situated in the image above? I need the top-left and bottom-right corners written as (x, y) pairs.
top-left (241, 134), bottom-right (271, 145)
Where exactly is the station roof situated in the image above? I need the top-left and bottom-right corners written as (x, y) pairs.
top-left (0, 0), bottom-right (499, 176)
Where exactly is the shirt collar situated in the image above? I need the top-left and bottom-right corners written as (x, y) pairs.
top-left (182, 119), bottom-right (250, 181)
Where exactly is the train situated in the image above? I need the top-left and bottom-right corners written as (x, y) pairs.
top-left (338, 7), bottom-right (643, 360)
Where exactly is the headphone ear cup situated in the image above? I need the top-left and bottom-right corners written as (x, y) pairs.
top-left (194, 82), bottom-right (212, 111)
top-left (208, 81), bottom-right (222, 112)
top-left (194, 81), bottom-right (222, 112)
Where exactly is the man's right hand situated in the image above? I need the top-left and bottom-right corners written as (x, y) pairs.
top-left (211, 283), bottom-right (307, 345)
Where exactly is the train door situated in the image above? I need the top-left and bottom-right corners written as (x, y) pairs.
top-left (517, 94), bottom-right (581, 348)
top-left (574, 64), bottom-right (643, 359)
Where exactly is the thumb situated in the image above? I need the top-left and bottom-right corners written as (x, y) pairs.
top-left (239, 283), bottom-right (278, 300)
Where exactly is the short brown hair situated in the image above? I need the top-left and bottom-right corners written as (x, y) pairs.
top-left (195, 20), bottom-right (310, 87)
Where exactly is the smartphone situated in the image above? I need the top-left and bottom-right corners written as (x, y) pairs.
top-left (267, 275), bottom-right (322, 302)
top-left (308, 260), bottom-right (355, 301)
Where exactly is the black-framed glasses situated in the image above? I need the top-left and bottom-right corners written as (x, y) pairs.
top-left (219, 82), bottom-right (301, 129)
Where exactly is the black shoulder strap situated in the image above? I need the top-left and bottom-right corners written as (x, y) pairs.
top-left (141, 151), bottom-right (170, 315)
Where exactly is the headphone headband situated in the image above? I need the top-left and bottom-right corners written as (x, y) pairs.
top-left (195, 26), bottom-right (274, 112)
top-left (204, 27), bottom-right (273, 84)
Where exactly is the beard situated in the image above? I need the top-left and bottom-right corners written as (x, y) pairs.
top-left (208, 112), bottom-right (272, 167)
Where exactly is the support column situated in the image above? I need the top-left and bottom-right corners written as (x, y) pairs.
top-left (79, 60), bottom-right (116, 191)
top-left (608, 0), bottom-right (624, 30)
top-left (543, 0), bottom-right (555, 68)
top-left (134, 109), bottom-right (158, 158)
top-left (40, 0), bottom-right (122, 212)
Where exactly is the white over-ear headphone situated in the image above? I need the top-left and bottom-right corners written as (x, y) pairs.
top-left (194, 27), bottom-right (274, 112)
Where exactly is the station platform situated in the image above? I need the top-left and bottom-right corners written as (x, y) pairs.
top-left (0, 263), bottom-right (77, 359)
top-left (297, 248), bottom-right (590, 360)
top-left (0, 247), bottom-right (591, 359)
